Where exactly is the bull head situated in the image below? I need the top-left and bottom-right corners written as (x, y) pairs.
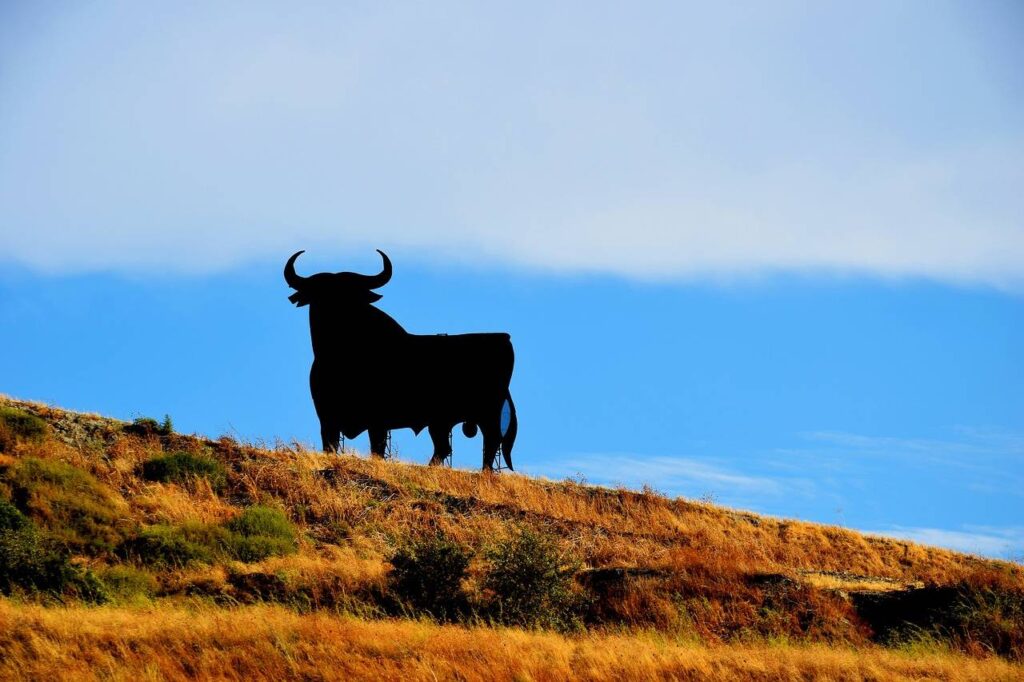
top-left (284, 250), bottom-right (392, 307)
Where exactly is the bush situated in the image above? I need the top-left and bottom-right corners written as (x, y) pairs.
top-left (98, 565), bottom-right (158, 602)
top-left (225, 506), bottom-right (298, 562)
top-left (0, 506), bottom-right (107, 601)
top-left (483, 528), bottom-right (585, 630)
top-left (0, 498), bottom-right (28, 532)
top-left (142, 451), bottom-right (227, 492)
top-left (119, 522), bottom-right (231, 568)
top-left (226, 505), bottom-right (294, 539)
top-left (0, 407), bottom-right (48, 452)
top-left (0, 524), bottom-right (64, 593)
top-left (121, 507), bottom-right (298, 567)
top-left (124, 415), bottom-right (173, 438)
top-left (2, 457), bottom-right (124, 554)
top-left (390, 533), bottom-right (471, 620)
top-left (228, 534), bottom-right (295, 562)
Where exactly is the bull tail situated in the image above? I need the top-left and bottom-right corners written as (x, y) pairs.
top-left (499, 393), bottom-right (517, 471)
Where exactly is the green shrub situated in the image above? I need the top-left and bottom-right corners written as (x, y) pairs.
top-left (0, 407), bottom-right (48, 452)
top-left (98, 565), bottom-right (158, 602)
top-left (142, 451), bottom-right (227, 491)
top-left (121, 507), bottom-right (298, 567)
top-left (483, 528), bottom-right (585, 630)
top-left (124, 415), bottom-right (173, 438)
top-left (0, 515), bottom-right (107, 601)
top-left (226, 505), bottom-right (294, 539)
top-left (0, 524), bottom-right (65, 593)
top-left (227, 534), bottom-right (292, 562)
top-left (390, 533), bottom-right (471, 620)
top-left (119, 522), bottom-right (231, 568)
top-left (0, 498), bottom-right (29, 532)
top-left (225, 506), bottom-right (297, 562)
top-left (2, 457), bottom-right (123, 554)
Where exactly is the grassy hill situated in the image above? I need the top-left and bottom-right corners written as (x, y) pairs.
top-left (0, 395), bottom-right (1021, 681)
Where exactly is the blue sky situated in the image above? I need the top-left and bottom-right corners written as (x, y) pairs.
top-left (1, 2), bottom-right (1021, 558)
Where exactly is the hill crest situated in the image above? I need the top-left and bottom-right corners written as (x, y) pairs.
top-left (1, 393), bottom-right (1021, 668)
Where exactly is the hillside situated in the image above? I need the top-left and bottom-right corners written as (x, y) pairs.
top-left (0, 395), bottom-right (1022, 681)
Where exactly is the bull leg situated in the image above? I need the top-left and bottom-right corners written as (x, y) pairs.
top-left (499, 395), bottom-right (517, 471)
top-left (320, 422), bottom-right (341, 454)
top-left (481, 422), bottom-right (501, 472)
top-left (428, 424), bottom-right (453, 466)
top-left (368, 428), bottom-right (388, 459)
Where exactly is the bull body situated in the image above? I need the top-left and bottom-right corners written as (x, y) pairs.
top-left (286, 250), bottom-right (516, 470)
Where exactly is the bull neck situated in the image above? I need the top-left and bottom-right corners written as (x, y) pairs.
top-left (307, 302), bottom-right (406, 357)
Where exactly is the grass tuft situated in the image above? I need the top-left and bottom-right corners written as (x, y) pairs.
top-left (120, 506), bottom-right (297, 567)
top-left (97, 565), bottom-right (158, 603)
top-left (0, 407), bottom-right (48, 452)
top-left (120, 522), bottom-right (230, 568)
top-left (225, 505), bottom-right (298, 562)
top-left (142, 451), bottom-right (227, 491)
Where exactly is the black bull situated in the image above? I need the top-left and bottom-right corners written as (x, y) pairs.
top-left (285, 250), bottom-right (517, 470)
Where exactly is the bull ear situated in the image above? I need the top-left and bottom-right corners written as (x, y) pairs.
top-left (288, 291), bottom-right (310, 307)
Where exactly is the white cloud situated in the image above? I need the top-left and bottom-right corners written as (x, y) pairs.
top-left (802, 429), bottom-right (1024, 458)
top-left (534, 453), bottom-right (785, 498)
top-left (796, 429), bottom-right (1024, 487)
top-left (862, 525), bottom-right (1024, 560)
top-left (1, 3), bottom-right (1021, 285)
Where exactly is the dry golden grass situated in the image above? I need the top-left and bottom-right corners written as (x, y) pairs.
top-left (240, 445), bottom-right (1004, 587)
top-left (232, 546), bottom-right (390, 595)
top-left (802, 571), bottom-right (920, 593)
top-left (2, 394), bottom-right (1022, 678)
top-left (132, 480), bottom-right (238, 525)
top-left (0, 601), bottom-right (1020, 682)
top-left (2, 394), bottom-right (1007, 589)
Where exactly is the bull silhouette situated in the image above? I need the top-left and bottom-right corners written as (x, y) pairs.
top-left (285, 250), bottom-right (517, 470)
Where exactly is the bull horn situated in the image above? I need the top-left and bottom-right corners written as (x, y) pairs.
top-left (351, 249), bottom-right (392, 289)
top-left (284, 251), bottom-right (308, 289)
